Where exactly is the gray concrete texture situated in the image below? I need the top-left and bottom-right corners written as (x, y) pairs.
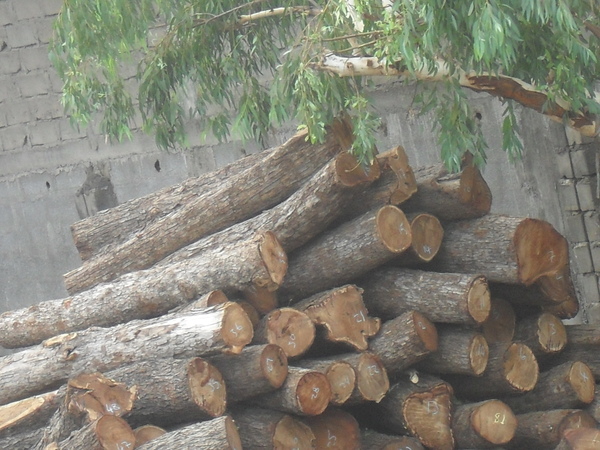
top-left (1, 0), bottom-right (599, 323)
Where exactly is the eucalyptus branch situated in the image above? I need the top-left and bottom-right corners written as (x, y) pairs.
top-left (239, 6), bottom-right (322, 25)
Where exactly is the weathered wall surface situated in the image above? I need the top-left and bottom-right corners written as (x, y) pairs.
top-left (1, 0), bottom-right (599, 325)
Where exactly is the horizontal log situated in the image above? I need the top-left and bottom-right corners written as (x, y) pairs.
top-left (451, 399), bottom-right (517, 448)
top-left (304, 407), bottom-right (361, 450)
top-left (513, 312), bottom-right (567, 357)
top-left (252, 308), bottom-right (315, 359)
top-left (133, 425), bottom-right (166, 447)
top-left (555, 427), bottom-right (600, 450)
top-left (293, 359), bottom-right (356, 406)
top-left (360, 428), bottom-right (425, 450)
top-left (481, 297), bottom-right (516, 344)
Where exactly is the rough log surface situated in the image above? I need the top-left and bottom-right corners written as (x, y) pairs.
top-left (513, 312), bottom-right (567, 356)
top-left (451, 399), bottom-right (517, 448)
top-left (304, 407), bottom-right (361, 450)
top-left (252, 307), bottom-right (315, 358)
top-left (360, 428), bottom-right (425, 450)
top-left (294, 359), bottom-right (356, 406)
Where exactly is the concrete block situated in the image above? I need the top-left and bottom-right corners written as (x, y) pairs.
top-left (562, 212), bottom-right (588, 242)
top-left (185, 146), bottom-right (217, 178)
top-left (15, 72), bottom-right (49, 98)
top-left (557, 178), bottom-right (580, 212)
top-left (586, 302), bottom-right (600, 325)
top-left (19, 47), bottom-right (51, 72)
top-left (570, 143), bottom-right (599, 177)
top-left (42, 0), bottom-right (63, 16)
top-left (3, 100), bottom-right (31, 126)
top-left (13, 0), bottom-right (45, 20)
top-left (576, 273), bottom-right (600, 305)
top-left (34, 18), bottom-right (54, 44)
top-left (571, 242), bottom-right (594, 274)
top-left (591, 243), bottom-right (600, 273)
top-left (584, 212), bottom-right (600, 241)
top-left (29, 120), bottom-right (60, 147)
top-left (58, 118), bottom-right (87, 141)
top-left (5, 23), bottom-right (38, 48)
top-left (0, 76), bottom-right (14, 103)
top-left (0, 3), bottom-right (15, 26)
top-left (0, 124), bottom-right (28, 150)
top-left (576, 177), bottom-right (597, 212)
top-left (555, 149), bottom-right (574, 178)
top-left (0, 51), bottom-right (21, 75)
top-left (33, 95), bottom-right (63, 121)
top-left (212, 143), bottom-right (249, 168)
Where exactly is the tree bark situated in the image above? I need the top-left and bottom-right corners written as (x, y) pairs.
top-left (431, 214), bottom-right (570, 285)
top-left (293, 359), bottom-right (356, 406)
top-left (252, 308), bottom-right (315, 359)
top-left (451, 399), bottom-right (517, 449)
top-left (564, 324), bottom-right (600, 347)
top-left (360, 267), bottom-right (491, 326)
top-left (133, 425), bottom-right (166, 447)
top-left (0, 302), bottom-right (252, 406)
top-left (584, 386), bottom-right (600, 423)
top-left (0, 232), bottom-right (280, 349)
top-left (513, 312), bottom-right (568, 356)
top-left (304, 407), bottom-right (361, 450)
top-left (56, 415), bottom-right (135, 450)
top-left (395, 212), bottom-right (444, 265)
top-left (555, 427), bottom-right (600, 450)
top-left (550, 345), bottom-right (600, 381)
top-left (360, 429), bottom-right (425, 450)
top-left (279, 205), bottom-right (412, 302)
top-left (136, 415), bottom-right (243, 450)
top-left (481, 297), bottom-right (516, 344)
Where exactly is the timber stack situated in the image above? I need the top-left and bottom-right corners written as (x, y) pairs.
top-left (0, 117), bottom-right (598, 449)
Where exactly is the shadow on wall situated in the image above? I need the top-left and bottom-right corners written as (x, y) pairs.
top-left (75, 162), bottom-right (119, 219)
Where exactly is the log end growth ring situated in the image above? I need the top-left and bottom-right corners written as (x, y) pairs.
top-left (356, 352), bottom-right (390, 403)
top-left (296, 371), bottom-right (331, 416)
top-left (264, 308), bottom-right (315, 358)
top-left (537, 312), bottom-right (567, 354)
top-left (335, 151), bottom-right (381, 186)
top-left (377, 206), bottom-right (412, 253)
top-left (273, 415), bottom-right (316, 449)
top-left (470, 400), bottom-right (517, 445)
top-left (221, 302), bottom-right (254, 354)
top-left (502, 343), bottom-right (538, 393)
top-left (260, 344), bottom-right (289, 389)
top-left (409, 213), bottom-right (444, 262)
top-left (257, 231), bottom-right (288, 289)
top-left (187, 358), bottom-right (227, 418)
top-left (96, 415), bottom-right (136, 450)
top-left (467, 276), bottom-right (491, 325)
top-left (569, 361), bottom-right (595, 404)
top-left (468, 334), bottom-right (489, 377)
top-left (326, 361), bottom-right (356, 405)
top-left (224, 415), bottom-right (244, 450)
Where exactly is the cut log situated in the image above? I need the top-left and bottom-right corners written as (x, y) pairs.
top-left (501, 361), bottom-right (595, 414)
top-left (555, 427), bottom-right (600, 450)
top-left (451, 399), bottom-right (517, 448)
top-left (236, 301), bottom-right (261, 328)
top-left (252, 307), bottom-right (315, 359)
top-left (304, 407), bottom-right (361, 450)
top-left (513, 312), bottom-right (567, 356)
top-left (279, 205), bottom-right (412, 302)
top-left (293, 285), bottom-right (380, 352)
top-left (64, 124), bottom-right (351, 294)
top-left (549, 345), bottom-right (600, 381)
top-left (136, 415), bottom-right (242, 450)
top-left (360, 428), bottom-right (425, 450)
top-left (0, 232), bottom-right (278, 349)
top-left (133, 425), bottom-right (167, 447)
top-left (481, 297), bottom-right (516, 343)
top-left (208, 344), bottom-right (288, 403)
top-left (242, 284), bottom-right (278, 314)
top-left (417, 326), bottom-right (489, 376)
top-left (56, 415), bottom-right (135, 450)
top-left (294, 359), bottom-right (356, 406)
top-left (431, 214), bottom-right (570, 285)
top-left (250, 366), bottom-right (332, 416)
top-left (368, 310), bottom-right (438, 376)
top-left (231, 406), bottom-right (315, 449)
top-left (0, 302), bottom-right (252, 406)
top-left (360, 267), bottom-right (491, 326)
top-left (564, 324), bottom-right (600, 347)
top-left (585, 386), bottom-right (600, 423)
top-left (395, 212), bottom-right (444, 265)
top-left (401, 164), bottom-right (492, 221)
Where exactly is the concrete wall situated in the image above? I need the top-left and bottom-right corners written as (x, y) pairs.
top-left (1, 0), bottom-right (599, 324)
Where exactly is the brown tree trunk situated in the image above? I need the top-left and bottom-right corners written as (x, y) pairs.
top-left (0, 232), bottom-right (280, 349)
top-left (395, 212), bottom-right (444, 265)
top-left (279, 205), bottom-right (412, 302)
top-left (451, 399), bottom-right (517, 449)
top-left (431, 215), bottom-right (570, 285)
top-left (481, 297), bottom-right (516, 343)
top-left (555, 427), bottom-right (600, 450)
top-left (360, 429), bottom-right (425, 450)
top-left (136, 415), bottom-right (243, 450)
top-left (252, 307), bottom-right (315, 359)
top-left (584, 386), bottom-right (600, 422)
top-left (133, 425), bottom-right (166, 447)
top-left (369, 310), bottom-right (438, 376)
top-left (564, 324), bottom-right (600, 347)
top-left (550, 346), bottom-right (600, 380)
top-left (242, 285), bottom-right (278, 314)
top-left (0, 302), bottom-right (252, 406)
top-left (360, 267), bottom-right (491, 326)
top-left (513, 312), bottom-right (568, 356)
top-left (56, 415), bottom-right (135, 450)
top-left (304, 407), bottom-right (362, 450)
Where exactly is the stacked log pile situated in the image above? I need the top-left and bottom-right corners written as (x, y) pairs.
top-left (0, 118), bottom-right (598, 449)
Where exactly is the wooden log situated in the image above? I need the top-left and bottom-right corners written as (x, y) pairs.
top-left (555, 427), bottom-right (600, 450)
top-left (417, 326), bottom-right (489, 376)
top-left (252, 307), bottom-right (315, 359)
top-left (0, 232), bottom-right (278, 349)
top-left (294, 359), bottom-right (356, 406)
top-left (136, 415), bottom-right (242, 450)
top-left (500, 361), bottom-right (595, 415)
top-left (207, 344), bottom-right (288, 404)
top-left (431, 214), bottom-right (570, 285)
top-left (56, 415), bottom-right (135, 450)
top-left (360, 267), bottom-right (491, 326)
top-left (0, 302), bottom-right (252, 406)
top-left (293, 285), bottom-right (380, 352)
top-left (304, 407), bottom-right (361, 450)
top-left (584, 386), bottom-right (600, 422)
top-left (513, 312), bottom-right (567, 356)
top-left (360, 428), bottom-right (425, 450)
top-left (564, 324), bottom-right (600, 347)
top-left (236, 301), bottom-right (261, 328)
top-left (242, 284), bottom-right (278, 314)
top-left (368, 310), bottom-right (438, 376)
top-left (481, 297), bottom-right (516, 344)
top-left (133, 425), bottom-right (167, 447)
top-left (395, 212), bottom-right (444, 265)
top-left (250, 367), bottom-right (331, 416)
top-left (231, 406), bottom-right (315, 449)
top-left (549, 346), bottom-right (600, 381)
top-left (401, 164), bottom-right (492, 221)
top-left (279, 205), bottom-right (412, 302)
top-left (451, 399), bottom-right (517, 448)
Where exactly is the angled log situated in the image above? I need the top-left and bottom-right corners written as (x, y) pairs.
top-left (555, 427), bottom-right (600, 450)
top-left (417, 326), bottom-right (489, 376)
top-left (169, 290), bottom-right (229, 314)
top-left (294, 360), bottom-right (356, 406)
top-left (304, 407), bottom-right (361, 450)
top-left (279, 205), bottom-right (412, 302)
top-left (431, 214), bottom-right (570, 285)
top-left (207, 344), bottom-right (288, 404)
top-left (481, 297), bottom-right (516, 344)
top-left (0, 232), bottom-right (279, 349)
top-left (360, 429), bottom-right (425, 450)
top-left (0, 302), bottom-right (252, 406)
top-left (293, 285), bottom-right (380, 352)
top-left (360, 267), bottom-right (491, 326)
top-left (369, 310), bottom-right (438, 376)
top-left (56, 415), bottom-right (135, 450)
top-left (451, 399), bottom-right (517, 449)
top-left (133, 425), bottom-right (167, 447)
top-left (549, 346), bottom-right (600, 381)
top-left (252, 307), bottom-right (315, 359)
top-left (136, 415), bottom-right (242, 450)
top-left (64, 124), bottom-right (351, 294)
top-left (251, 366), bottom-right (331, 416)
top-left (394, 212), bottom-right (444, 265)
top-left (401, 164), bottom-right (492, 221)
top-left (513, 312), bottom-right (567, 357)
top-left (501, 361), bottom-right (595, 415)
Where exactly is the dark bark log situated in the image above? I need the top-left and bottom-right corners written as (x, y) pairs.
top-left (501, 361), bottom-right (595, 414)
top-left (133, 425), bottom-right (166, 447)
top-left (136, 415), bottom-right (243, 450)
top-left (418, 326), bottom-right (489, 376)
top-left (208, 344), bottom-right (288, 404)
top-left (56, 415), bottom-right (135, 450)
top-left (293, 359), bottom-right (356, 406)
top-left (549, 346), bottom-right (600, 381)
top-left (304, 407), bottom-right (361, 450)
top-left (252, 308), bottom-right (315, 359)
top-left (369, 311), bottom-right (438, 376)
top-left (451, 399), bottom-right (517, 448)
top-left (0, 302), bottom-right (252, 406)
top-left (555, 427), bottom-right (600, 450)
top-left (431, 214), bottom-right (570, 285)
top-left (513, 312), bottom-right (567, 356)
top-left (360, 428), bottom-right (425, 450)
top-left (360, 267), bottom-right (491, 326)
top-left (584, 386), bottom-right (600, 422)
top-left (481, 297), bottom-right (516, 344)
top-left (564, 324), bottom-right (600, 347)
top-left (231, 406), bottom-right (315, 449)
top-left (279, 205), bottom-right (412, 302)
top-left (0, 232), bottom-right (278, 349)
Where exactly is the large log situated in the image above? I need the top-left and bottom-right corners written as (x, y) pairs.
top-left (451, 399), bottom-right (517, 449)
top-left (252, 307), bottom-right (315, 359)
top-left (64, 124), bottom-right (352, 294)
top-left (360, 428), bottom-right (425, 450)
top-left (481, 297), bottom-right (516, 343)
top-left (395, 212), bottom-right (444, 265)
top-left (294, 359), bottom-right (357, 406)
top-left (360, 267), bottom-right (491, 326)
top-left (513, 311), bottom-right (567, 357)
top-left (304, 407), bottom-right (361, 450)
top-left (55, 415), bottom-right (135, 450)
top-left (0, 232), bottom-right (280, 349)
top-left (555, 427), bottom-right (600, 450)
top-left (0, 302), bottom-right (252, 406)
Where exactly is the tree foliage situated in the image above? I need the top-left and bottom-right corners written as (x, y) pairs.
top-left (50, 0), bottom-right (600, 171)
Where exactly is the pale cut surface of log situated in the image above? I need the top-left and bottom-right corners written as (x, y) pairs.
top-left (396, 212), bottom-right (444, 265)
top-left (293, 285), bottom-right (380, 351)
top-left (432, 214), bottom-right (569, 285)
top-left (451, 399), bottom-right (517, 448)
top-left (208, 344), bottom-right (288, 403)
top-left (481, 297), bottom-right (516, 343)
top-left (361, 267), bottom-right (491, 326)
top-left (304, 407), bottom-right (361, 450)
top-left (279, 205), bottom-right (412, 302)
top-left (0, 232), bottom-right (278, 349)
top-left (513, 312), bottom-right (567, 356)
top-left (556, 427), bottom-right (600, 450)
top-left (0, 302), bottom-right (252, 406)
top-left (136, 415), bottom-right (242, 450)
top-left (236, 300), bottom-right (261, 327)
top-left (294, 359), bottom-right (356, 406)
top-left (56, 415), bottom-right (135, 450)
top-left (232, 406), bottom-right (315, 449)
top-left (252, 307), bottom-right (315, 358)
top-left (64, 125), bottom-right (350, 294)
top-left (133, 425), bottom-right (166, 447)
top-left (360, 428), bottom-right (425, 450)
